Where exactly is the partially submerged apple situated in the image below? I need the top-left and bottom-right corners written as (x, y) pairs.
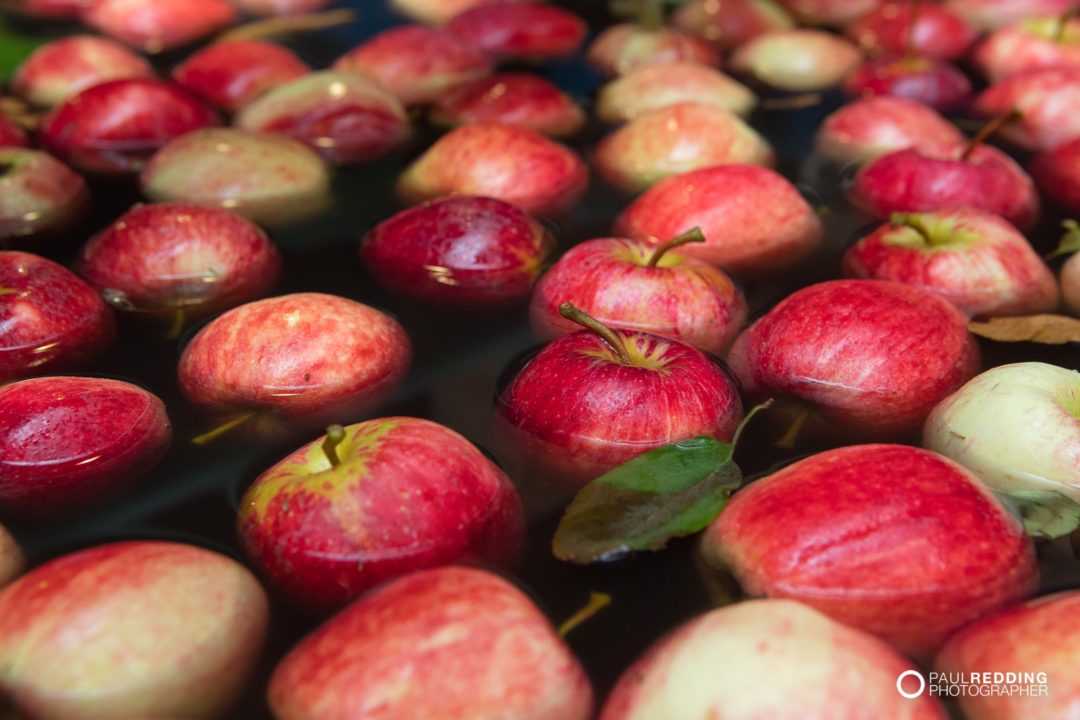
top-left (429, 73), bottom-right (586, 138)
top-left (12, 35), bottom-right (153, 109)
top-left (814, 96), bottom-right (965, 166)
top-left (81, 0), bottom-right (238, 54)
top-left (172, 40), bottom-right (310, 113)
top-left (0, 147), bottom-right (88, 240)
top-left (730, 29), bottom-right (863, 91)
top-left (595, 62), bottom-right (757, 123)
top-left (587, 23), bottom-right (720, 76)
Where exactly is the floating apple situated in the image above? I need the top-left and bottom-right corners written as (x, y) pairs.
top-left (976, 67), bottom-right (1080, 152)
top-left (391, 0), bottom-right (529, 24)
top-left (233, 0), bottom-right (334, 15)
top-left (268, 566), bottom-right (593, 720)
top-left (614, 164), bottom-right (823, 277)
top-left (945, 0), bottom-right (1074, 30)
top-left (0, 376), bottom-right (171, 518)
top-left (361, 195), bottom-right (554, 307)
top-left (728, 279), bottom-right (979, 438)
top-left (0, 251), bottom-right (115, 383)
top-left (776, 0), bottom-right (879, 25)
top-left (446, 3), bottom-right (587, 60)
top-left (172, 40), bottom-right (310, 113)
top-left (847, 2), bottom-right (978, 60)
top-left (587, 23), bottom-right (721, 76)
top-left (1031, 137), bottom-right (1080, 212)
top-left (0, 147), bottom-right (88, 240)
top-left (429, 73), bottom-right (586, 138)
top-left (595, 103), bottom-right (774, 193)
top-left (81, 0), bottom-right (238, 53)
top-left (814, 96), bottom-right (965, 166)
top-left (140, 128), bottom-right (332, 227)
top-left (843, 55), bottom-right (972, 111)
top-left (730, 29), bottom-right (863, 91)
top-left (974, 13), bottom-right (1080, 81)
top-left (596, 62), bottom-right (757, 124)
top-left (673, 0), bottom-right (794, 49)
top-left (0, 115), bottom-right (26, 148)
top-left (0, 541), bottom-right (268, 720)
top-left (0, 523), bottom-right (21, 589)
top-left (12, 36), bottom-right (154, 109)
top-left (529, 231), bottom-right (748, 356)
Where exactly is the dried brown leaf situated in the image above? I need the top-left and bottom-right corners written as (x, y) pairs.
top-left (968, 314), bottom-right (1080, 345)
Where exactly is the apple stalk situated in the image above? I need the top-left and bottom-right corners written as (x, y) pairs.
top-left (322, 424), bottom-right (346, 467)
top-left (559, 302), bottom-right (633, 365)
top-left (962, 109), bottom-right (1022, 161)
top-left (646, 226), bottom-right (706, 267)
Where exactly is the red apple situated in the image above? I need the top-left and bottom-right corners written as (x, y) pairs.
top-left (814, 95), bottom-right (965, 165)
top-left (974, 14), bottom-right (1080, 81)
top-left (398, 122), bottom-right (587, 216)
top-left (430, 72), bottom-right (586, 137)
top-left (172, 40), bottom-right (310, 113)
top-left (614, 164), bottom-right (824, 277)
top-left (529, 234), bottom-right (748, 356)
top-left (0, 522), bottom-right (21, 589)
top-left (847, 2), bottom-right (978, 60)
top-left (360, 195), bottom-right (554, 307)
top-left (843, 55), bottom-right (972, 111)
top-left (776, 0), bottom-right (879, 25)
top-left (81, 0), bottom-right (238, 53)
top-left (41, 79), bottom-right (217, 175)
top-left (727, 279), bottom-right (979, 437)
top-left (333, 25), bottom-right (493, 107)
top-left (0, 147), bottom-right (88, 239)
top-left (976, 67), bottom-right (1080, 152)
top-left (844, 209), bottom-right (1059, 317)
top-left (0, 540), bottom-right (268, 720)
top-left (11, 0), bottom-right (85, 20)
top-left (0, 376), bottom-right (170, 518)
top-left (1032, 138), bottom-right (1080, 212)
top-left (595, 102), bottom-right (774, 193)
top-left (495, 304), bottom-right (743, 488)
top-left (268, 566), bottom-right (593, 720)
top-left (140, 128), bottom-right (332, 227)
top-left (730, 28), bottom-right (863, 91)
top-left (587, 23), bottom-right (721, 76)
top-left (702, 444), bottom-right (1037, 660)
top-left (596, 62), bottom-right (758, 123)
top-left (945, 0), bottom-right (1074, 30)
top-left (673, 0), bottom-right (794, 49)
top-left (233, 0), bottom-right (334, 15)
top-left (0, 251), bottom-right (115, 383)
top-left (0, 115), bottom-right (27, 148)
top-left (1064, 251), bottom-right (1080, 315)
top-left (239, 417), bottom-right (525, 613)
top-left (178, 292), bottom-right (411, 435)
top-left (601, 600), bottom-right (947, 720)
top-left (77, 203), bottom-right (281, 320)
top-left (391, 0), bottom-right (530, 24)
top-left (446, 3), bottom-right (587, 60)
top-left (12, 36), bottom-right (154, 109)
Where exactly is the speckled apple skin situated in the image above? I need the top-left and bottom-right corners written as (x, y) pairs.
top-left (495, 328), bottom-right (743, 487)
top-left (851, 144), bottom-right (1040, 229)
top-left (814, 96), bottom-right (965, 166)
top-left (848, 2), bottom-right (978, 60)
top-left (844, 56), bottom-right (972, 112)
top-left (730, 29), bottom-right (863, 92)
top-left (0, 541), bottom-right (268, 720)
top-left (0, 116), bottom-right (26, 148)
top-left (398, 123), bottom-right (588, 216)
top-left (843, 208), bottom-right (1059, 318)
top-left (447, 3), bottom-right (586, 59)
top-left (0, 376), bottom-right (170, 518)
top-left (361, 195), bottom-right (554, 306)
top-left (974, 17), bottom-right (1080, 82)
top-left (673, 0), bottom-right (794, 49)
top-left (977, 67), bottom-right (1080, 152)
top-left (728, 279), bottom-right (979, 437)
top-left (0, 251), bottom-right (115, 383)
top-left (530, 238), bottom-right (747, 356)
top-left (614, 164), bottom-right (823, 277)
top-left (936, 590), bottom-right (1080, 720)
top-left (12, 36), bottom-right (153, 109)
top-left (78, 203), bottom-right (281, 316)
top-left (41, 79), bottom-right (218, 175)
top-left (81, 0), bottom-right (238, 53)
top-left (430, 73), bottom-right (586, 138)
top-left (0, 147), bottom-right (87, 238)
top-left (239, 417), bottom-right (525, 614)
top-left (333, 26), bottom-right (492, 107)
top-left (945, 0), bottom-right (1073, 30)
top-left (0, 522), bottom-right (23, 589)
top-left (776, 0), bottom-right (878, 25)
top-left (703, 445), bottom-right (1037, 660)
top-left (173, 40), bottom-right (310, 113)
top-left (601, 600), bottom-right (947, 720)
top-left (1064, 253), bottom-right (1080, 315)
top-left (179, 292), bottom-right (411, 431)
top-left (233, 0), bottom-right (333, 15)
top-left (596, 62), bottom-right (757, 124)
top-left (595, 103), bottom-right (774, 193)
top-left (268, 566), bottom-right (593, 720)
top-left (586, 23), bottom-right (721, 76)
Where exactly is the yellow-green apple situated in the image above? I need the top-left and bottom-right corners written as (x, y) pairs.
top-left (974, 14), bottom-right (1080, 81)
top-left (843, 55), bottom-right (972, 111)
top-left (0, 523), bottom-right (22, 589)
top-left (702, 444), bottom-right (1038, 659)
top-left (12, 36), bottom-right (153, 109)
top-left (776, 0), bottom-right (879, 25)
top-left (673, 0), bottom-right (794, 49)
top-left (945, 0), bottom-right (1073, 30)
top-left (398, 123), bottom-right (587, 216)
top-left (730, 29), bottom-right (863, 91)
top-left (975, 67), bottom-right (1080, 152)
top-left (333, 25), bottom-right (492, 107)
top-left (361, 195), bottom-right (554, 307)
top-left (595, 62), bottom-right (757, 124)
top-left (614, 164), bottom-right (823, 277)
top-left (0, 376), bottom-right (170, 518)
top-left (594, 102), bottom-right (774, 193)
top-left (80, 0), bottom-right (237, 53)
top-left (529, 233), bottom-right (748, 356)
top-left (843, 209), bottom-right (1059, 317)
top-left (179, 292), bottom-right (411, 436)
top-left (936, 590), bottom-right (1080, 720)
top-left (814, 96), bottom-right (965, 166)
top-left (924, 362), bottom-right (1080, 500)
top-left (495, 303), bottom-right (743, 488)
top-left (77, 203), bottom-right (282, 322)
top-left (1064, 251), bottom-right (1080, 315)
top-left (235, 71), bottom-right (410, 165)
top-left (140, 128), bottom-right (332, 227)
top-left (601, 599), bottom-right (947, 720)
top-left (429, 73), bottom-right (586, 138)
top-left (847, 2), bottom-right (978, 60)
top-left (0, 251), bottom-right (115, 383)
top-left (238, 417), bottom-right (525, 614)
top-left (0, 147), bottom-right (88, 240)
top-left (586, 23), bottom-right (721, 76)
top-left (728, 279), bottom-right (979, 438)
top-left (172, 40), bottom-right (310, 113)
top-left (268, 566), bottom-right (592, 720)
top-left (0, 540), bottom-right (268, 720)
top-left (391, 0), bottom-right (529, 24)
top-left (446, 3), bottom-right (586, 60)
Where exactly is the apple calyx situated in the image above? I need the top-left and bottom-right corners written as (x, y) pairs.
top-left (559, 301), bottom-right (633, 364)
top-left (646, 226), bottom-right (706, 267)
top-left (609, 0), bottom-right (665, 29)
top-left (322, 424), bottom-right (346, 467)
top-left (961, 109), bottom-right (1022, 161)
top-left (1048, 219), bottom-right (1080, 259)
top-left (889, 211), bottom-right (938, 244)
top-left (219, 9), bottom-right (357, 42)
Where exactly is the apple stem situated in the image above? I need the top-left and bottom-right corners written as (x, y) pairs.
top-left (775, 406), bottom-right (810, 450)
top-left (960, 109), bottom-right (1021, 162)
top-left (219, 8), bottom-right (357, 42)
top-left (1055, 8), bottom-right (1078, 42)
top-left (905, 0), bottom-right (923, 60)
top-left (0, 287), bottom-right (19, 296)
top-left (322, 424), bottom-right (346, 468)
top-left (192, 412), bottom-right (256, 446)
top-left (557, 591), bottom-right (612, 637)
top-left (559, 302), bottom-right (633, 365)
top-left (731, 399), bottom-right (773, 451)
top-left (647, 227), bottom-right (706, 267)
top-left (1048, 219), bottom-right (1080, 260)
top-left (166, 307), bottom-right (186, 341)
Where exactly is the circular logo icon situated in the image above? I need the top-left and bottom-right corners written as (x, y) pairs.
top-left (897, 670), bottom-right (926, 699)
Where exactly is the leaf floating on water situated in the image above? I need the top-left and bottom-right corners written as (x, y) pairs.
top-left (967, 315), bottom-right (1080, 345)
top-left (1047, 219), bottom-right (1080, 260)
top-left (997, 490), bottom-right (1080, 540)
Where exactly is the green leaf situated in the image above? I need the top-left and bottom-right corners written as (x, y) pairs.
top-left (0, 19), bottom-right (51, 81)
top-left (1047, 219), bottom-right (1080, 260)
top-left (997, 489), bottom-right (1080, 539)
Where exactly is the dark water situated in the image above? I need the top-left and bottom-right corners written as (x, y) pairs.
top-left (2, 1), bottom-right (1080, 718)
